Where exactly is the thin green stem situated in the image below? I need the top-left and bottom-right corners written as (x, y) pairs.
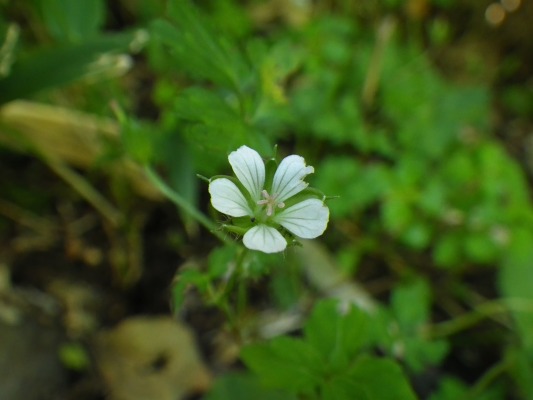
top-left (427, 298), bottom-right (533, 339)
top-left (144, 166), bottom-right (228, 243)
top-left (235, 247), bottom-right (249, 319)
top-left (462, 358), bottom-right (511, 400)
top-left (207, 247), bottom-right (249, 333)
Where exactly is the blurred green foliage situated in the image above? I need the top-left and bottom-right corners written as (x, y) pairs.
top-left (2, 0), bottom-right (533, 399)
top-left (241, 300), bottom-right (417, 400)
top-left (36, 0), bottom-right (106, 43)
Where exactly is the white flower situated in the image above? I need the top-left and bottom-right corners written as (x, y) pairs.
top-left (208, 145), bottom-right (329, 253)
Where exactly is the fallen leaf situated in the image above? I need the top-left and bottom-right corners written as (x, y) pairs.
top-left (92, 316), bottom-right (212, 400)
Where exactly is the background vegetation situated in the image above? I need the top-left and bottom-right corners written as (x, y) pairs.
top-left (1, 0), bottom-right (532, 399)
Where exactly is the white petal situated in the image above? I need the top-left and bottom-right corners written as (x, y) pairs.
top-left (274, 199), bottom-right (329, 239)
top-left (209, 178), bottom-right (252, 217)
top-left (272, 155), bottom-right (314, 202)
top-left (228, 146), bottom-right (265, 201)
top-left (243, 225), bottom-right (287, 253)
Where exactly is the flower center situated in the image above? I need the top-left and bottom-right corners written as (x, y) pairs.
top-left (257, 190), bottom-right (285, 217)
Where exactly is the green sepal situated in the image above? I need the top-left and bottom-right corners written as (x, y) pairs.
top-left (196, 174), bottom-right (210, 183)
top-left (287, 238), bottom-right (303, 248)
top-left (208, 174), bottom-right (237, 183)
top-left (264, 157), bottom-right (278, 192)
top-left (231, 216), bottom-right (255, 229)
top-left (221, 224), bottom-right (248, 236)
top-left (275, 225), bottom-right (297, 244)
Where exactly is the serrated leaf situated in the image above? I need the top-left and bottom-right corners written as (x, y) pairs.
top-left (304, 299), bottom-right (372, 370)
top-left (149, 19), bottom-right (234, 88)
top-left (241, 336), bottom-right (322, 393)
top-left (403, 337), bottom-right (449, 373)
top-left (151, 0), bottom-right (250, 91)
top-left (346, 357), bottom-right (418, 400)
top-left (173, 87), bottom-right (242, 124)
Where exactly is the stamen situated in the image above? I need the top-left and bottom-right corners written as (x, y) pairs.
top-left (256, 190), bottom-right (283, 216)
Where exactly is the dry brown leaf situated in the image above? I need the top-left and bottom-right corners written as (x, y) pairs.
top-left (0, 100), bottom-right (160, 200)
top-left (92, 316), bottom-right (212, 400)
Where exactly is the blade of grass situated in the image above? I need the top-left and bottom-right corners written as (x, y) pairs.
top-left (144, 166), bottom-right (228, 243)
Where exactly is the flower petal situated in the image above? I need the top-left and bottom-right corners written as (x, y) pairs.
top-left (274, 199), bottom-right (329, 239)
top-left (272, 155), bottom-right (314, 202)
top-left (228, 145), bottom-right (265, 201)
top-left (243, 225), bottom-right (287, 253)
top-left (209, 178), bottom-right (252, 217)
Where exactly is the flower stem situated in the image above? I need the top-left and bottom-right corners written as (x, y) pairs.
top-left (144, 166), bottom-right (228, 243)
top-left (235, 247), bottom-right (249, 319)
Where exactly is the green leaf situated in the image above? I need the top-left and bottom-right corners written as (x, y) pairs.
top-left (314, 158), bottom-right (389, 218)
top-left (171, 269), bottom-right (209, 311)
top-left (381, 43), bottom-right (489, 158)
top-left (314, 157), bottom-right (361, 218)
top-left (173, 87), bottom-right (241, 125)
top-left (37, 0), bottom-right (105, 43)
top-left (304, 299), bottom-right (372, 370)
top-left (172, 87), bottom-right (251, 152)
top-left (269, 262), bottom-right (301, 309)
top-left (429, 376), bottom-right (505, 400)
top-left (241, 336), bottom-right (322, 394)
top-left (345, 356), bottom-right (418, 400)
top-left (321, 379), bottom-right (369, 400)
top-left (392, 278), bottom-right (430, 330)
top-left (151, 0), bottom-right (250, 91)
top-left (0, 32), bottom-right (136, 103)
top-left (402, 337), bottom-right (449, 373)
top-left (390, 279), bottom-right (449, 372)
top-left (464, 232), bottom-right (497, 264)
top-left (429, 377), bottom-right (467, 400)
top-left (120, 118), bottom-right (156, 165)
top-left (382, 193), bottom-right (413, 235)
top-left (208, 244), bottom-right (239, 278)
top-left (434, 233), bottom-right (461, 268)
top-left (205, 373), bottom-right (297, 400)
top-left (158, 133), bottom-right (199, 233)
top-left (403, 222), bottom-right (431, 249)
